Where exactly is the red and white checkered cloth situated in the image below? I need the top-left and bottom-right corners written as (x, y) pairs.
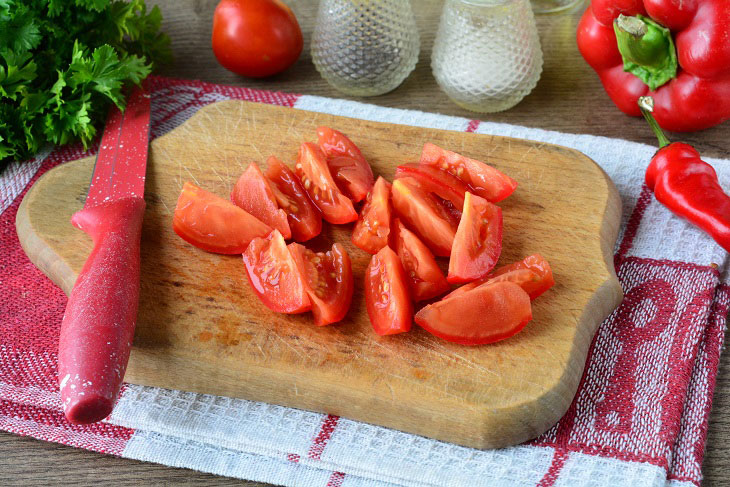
top-left (1, 76), bottom-right (728, 487)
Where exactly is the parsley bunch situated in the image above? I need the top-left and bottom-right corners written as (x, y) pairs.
top-left (0, 0), bottom-right (171, 168)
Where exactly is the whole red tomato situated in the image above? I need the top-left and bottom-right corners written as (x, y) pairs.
top-left (212, 0), bottom-right (303, 78)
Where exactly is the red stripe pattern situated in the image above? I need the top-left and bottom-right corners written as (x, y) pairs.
top-left (616, 184), bottom-right (654, 259)
top-left (536, 449), bottom-right (569, 487)
top-left (308, 414), bottom-right (340, 460)
top-left (326, 471), bottom-right (346, 487)
top-left (465, 119), bottom-right (481, 133)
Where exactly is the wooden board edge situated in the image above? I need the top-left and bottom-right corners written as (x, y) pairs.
top-left (15, 160), bottom-right (89, 296)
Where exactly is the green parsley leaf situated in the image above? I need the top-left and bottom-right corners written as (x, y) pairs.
top-left (0, 3), bottom-right (42, 53)
top-left (0, 49), bottom-right (38, 100)
top-left (0, 0), bottom-right (170, 169)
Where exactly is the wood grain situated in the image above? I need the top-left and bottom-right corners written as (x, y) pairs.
top-left (3, 0), bottom-right (729, 485)
top-left (17, 100), bottom-right (622, 450)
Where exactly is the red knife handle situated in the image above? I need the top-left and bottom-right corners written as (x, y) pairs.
top-left (59, 197), bottom-right (146, 424)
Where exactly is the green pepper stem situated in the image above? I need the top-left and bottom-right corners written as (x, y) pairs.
top-left (617, 15), bottom-right (648, 39)
top-left (614, 14), bottom-right (678, 91)
top-left (638, 96), bottom-right (670, 148)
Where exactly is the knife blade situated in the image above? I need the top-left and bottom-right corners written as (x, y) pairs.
top-left (58, 85), bottom-right (151, 424)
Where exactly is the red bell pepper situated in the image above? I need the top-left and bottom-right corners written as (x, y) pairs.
top-left (639, 96), bottom-right (730, 253)
top-left (577, 0), bottom-right (730, 132)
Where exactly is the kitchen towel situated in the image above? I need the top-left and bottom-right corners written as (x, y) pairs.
top-left (1, 76), bottom-right (728, 487)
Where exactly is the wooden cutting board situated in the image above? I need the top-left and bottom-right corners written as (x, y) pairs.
top-left (16, 100), bottom-right (622, 449)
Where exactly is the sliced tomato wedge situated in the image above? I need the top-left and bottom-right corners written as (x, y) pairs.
top-left (484, 254), bottom-right (554, 299)
top-left (392, 218), bottom-right (449, 301)
top-left (391, 177), bottom-right (458, 257)
top-left (420, 143), bottom-right (517, 203)
top-left (317, 126), bottom-right (369, 163)
top-left (444, 254), bottom-right (555, 301)
top-left (317, 126), bottom-right (374, 202)
top-left (231, 163), bottom-right (291, 239)
top-left (173, 182), bottom-right (272, 254)
top-left (395, 163), bottom-right (468, 209)
top-left (365, 246), bottom-right (413, 336)
top-left (243, 230), bottom-right (311, 313)
top-left (441, 281), bottom-right (479, 302)
top-left (288, 242), bottom-right (354, 326)
top-left (352, 176), bottom-right (392, 254)
top-left (296, 142), bottom-right (357, 224)
top-left (265, 156), bottom-right (322, 242)
top-left (327, 156), bottom-right (374, 203)
top-left (415, 281), bottom-right (532, 345)
top-left (448, 191), bottom-right (502, 284)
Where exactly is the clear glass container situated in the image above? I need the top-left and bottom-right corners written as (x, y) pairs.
top-left (531, 0), bottom-right (586, 15)
top-left (431, 0), bottom-right (543, 113)
top-left (311, 0), bottom-right (420, 97)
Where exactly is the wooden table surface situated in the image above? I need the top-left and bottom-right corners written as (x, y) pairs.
top-left (3, 1), bottom-right (729, 485)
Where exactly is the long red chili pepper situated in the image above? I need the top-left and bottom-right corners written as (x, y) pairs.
top-left (638, 96), bottom-right (730, 253)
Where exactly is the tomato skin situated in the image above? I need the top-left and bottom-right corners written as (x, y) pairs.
top-left (415, 281), bottom-right (532, 345)
top-left (288, 242), bottom-right (354, 326)
top-left (391, 177), bottom-right (458, 257)
top-left (392, 219), bottom-right (449, 301)
top-left (243, 230), bottom-right (311, 313)
top-left (448, 191), bottom-right (502, 284)
top-left (212, 0), bottom-right (303, 78)
top-left (352, 176), bottom-right (392, 254)
top-left (265, 156), bottom-right (322, 242)
top-left (296, 143), bottom-right (358, 224)
top-left (420, 143), bottom-right (517, 203)
top-left (232, 164), bottom-right (291, 239)
top-left (395, 163), bottom-right (468, 209)
top-left (365, 246), bottom-right (413, 336)
top-left (317, 126), bottom-right (374, 202)
top-left (173, 182), bottom-right (272, 254)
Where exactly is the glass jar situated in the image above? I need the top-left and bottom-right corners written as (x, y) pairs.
top-left (531, 0), bottom-right (586, 15)
top-left (311, 0), bottom-right (420, 97)
top-left (431, 0), bottom-right (543, 113)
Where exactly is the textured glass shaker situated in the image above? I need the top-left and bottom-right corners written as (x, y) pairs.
top-left (311, 0), bottom-right (420, 97)
top-left (431, 0), bottom-right (543, 113)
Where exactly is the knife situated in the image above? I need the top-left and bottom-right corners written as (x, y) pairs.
top-left (58, 85), bottom-right (151, 424)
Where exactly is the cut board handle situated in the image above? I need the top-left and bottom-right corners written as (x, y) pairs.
top-left (58, 197), bottom-right (146, 424)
